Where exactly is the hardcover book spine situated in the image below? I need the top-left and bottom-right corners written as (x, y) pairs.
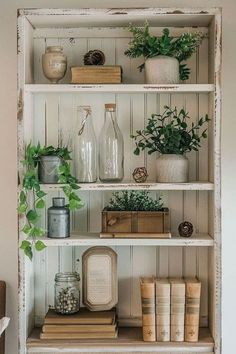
top-left (155, 279), bottom-right (170, 341)
top-left (184, 278), bottom-right (201, 342)
top-left (140, 277), bottom-right (156, 342)
top-left (170, 279), bottom-right (185, 342)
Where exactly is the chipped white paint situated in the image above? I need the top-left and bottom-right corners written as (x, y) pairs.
top-left (17, 7), bottom-right (221, 354)
top-left (25, 84), bottom-right (215, 94)
top-left (39, 233), bottom-right (214, 247)
top-left (40, 182), bottom-right (214, 191)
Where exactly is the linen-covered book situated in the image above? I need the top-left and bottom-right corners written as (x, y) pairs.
top-left (155, 278), bottom-right (170, 341)
top-left (140, 277), bottom-right (156, 341)
top-left (184, 277), bottom-right (201, 342)
top-left (170, 278), bottom-right (185, 341)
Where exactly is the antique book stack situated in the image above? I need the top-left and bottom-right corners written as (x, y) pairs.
top-left (140, 277), bottom-right (201, 343)
top-left (40, 308), bottom-right (117, 339)
top-left (71, 66), bottom-right (122, 84)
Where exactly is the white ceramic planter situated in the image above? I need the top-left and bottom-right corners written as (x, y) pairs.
top-left (42, 46), bottom-right (67, 83)
top-left (156, 154), bottom-right (188, 183)
top-left (145, 55), bottom-right (179, 84)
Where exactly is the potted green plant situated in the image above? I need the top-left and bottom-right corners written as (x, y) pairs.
top-left (102, 191), bottom-right (170, 237)
top-left (131, 106), bottom-right (209, 183)
top-left (124, 24), bottom-right (205, 84)
top-left (18, 143), bottom-right (84, 259)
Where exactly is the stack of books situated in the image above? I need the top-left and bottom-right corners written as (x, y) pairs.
top-left (71, 66), bottom-right (122, 84)
top-left (140, 277), bottom-right (201, 343)
top-left (40, 308), bottom-right (118, 339)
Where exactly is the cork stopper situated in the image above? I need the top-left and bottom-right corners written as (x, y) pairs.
top-left (105, 103), bottom-right (116, 111)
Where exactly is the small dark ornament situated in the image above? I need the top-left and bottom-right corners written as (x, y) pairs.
top-left (178, 221), bottom-right (193, 238)
top-left (83, 50), bottom-right (105, 65)
top-left (132, 167), bottom-right (148, 183)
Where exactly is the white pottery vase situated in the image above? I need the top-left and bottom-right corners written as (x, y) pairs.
top-left (42, 46), bottom-right (67, 83)
top-left (156, 154), bottom-right (188, 183)
top-left (145, 56), bottom-right (179, 84)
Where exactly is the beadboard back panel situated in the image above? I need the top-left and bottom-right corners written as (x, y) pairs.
top-left (27, 27), bottom-right (211, 329)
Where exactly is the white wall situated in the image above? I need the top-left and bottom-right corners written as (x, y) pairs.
top-left (0, 0), bottom-right (234, 353)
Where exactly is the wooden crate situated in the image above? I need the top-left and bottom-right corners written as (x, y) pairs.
top-left (101, 208), bottom-right (170, 235)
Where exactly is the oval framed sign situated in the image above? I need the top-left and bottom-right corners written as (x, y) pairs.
top-left (82, 246), bottom-right (118, 311)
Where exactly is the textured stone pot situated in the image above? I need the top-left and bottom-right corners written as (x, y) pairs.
top-left (42, 46), bottom-right (67, 83)
top-left (38, 156), bottom-right (62, 184)
top-left (156, 154), bottom-right (188, 183)
top-left (145, 56), bottom-right (179, 84)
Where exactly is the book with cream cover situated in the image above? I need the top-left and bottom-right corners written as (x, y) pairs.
top-left (184, 277), bottom-right (201, 342)
top-left (155, 278), bottom-right (170, 341)
top-left (140, 277), bottom-right (156, 342)
top-left (170, 278), bottom-right (185, 342)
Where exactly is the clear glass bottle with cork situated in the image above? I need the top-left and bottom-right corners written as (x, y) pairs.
top-left (99, 103), bottom-right (124, 182)
top-left (74, 106), bottom-right (97, 183)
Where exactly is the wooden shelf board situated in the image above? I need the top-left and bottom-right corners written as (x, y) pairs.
top-left (39, 233), bottom-right (214, 247)
top-left (25, 83), bottom-right (214, 94)
top-left (41, 181), bottom-right (214, 191)
top-left (27, 327), bottom-right (214, 353)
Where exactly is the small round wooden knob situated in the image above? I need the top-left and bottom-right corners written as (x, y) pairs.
top-left (178, 221), bottom-right (193, 238)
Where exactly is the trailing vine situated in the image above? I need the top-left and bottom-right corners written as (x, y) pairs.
top-left (18, 143), bottom-right (83, 260)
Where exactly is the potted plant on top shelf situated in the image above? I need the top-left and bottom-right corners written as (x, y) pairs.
top-left (131, 106), bottom-right (210, 183)
top-left (18, 143), bottom-right (84, 260)
top-left (101, 191), bottom-right (170, 238)
top-left (124, 24), bottom-right (206, 84)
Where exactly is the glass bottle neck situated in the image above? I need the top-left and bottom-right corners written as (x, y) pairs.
top-left (77, 106), bottom-right (93, 135)
top-left (104, 109), bottom-right (117, 125)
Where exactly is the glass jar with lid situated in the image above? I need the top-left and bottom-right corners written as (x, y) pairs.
top-left (54, 272), bottom-right (80, 314)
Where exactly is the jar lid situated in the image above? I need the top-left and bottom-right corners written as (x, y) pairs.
top-left (105, 103), bottom-right (116, 110)
top-left (46, 46), bottom-right (63, 53)
top-left (55, 272), bottom-right (80, 282)
top-left (52, 197), bottom-right (65, 207)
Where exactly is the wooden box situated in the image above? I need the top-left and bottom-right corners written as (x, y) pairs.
top-left (71, 66), bottom-right (122, 84)
top-left (101, 208), bottom-right (170, 237)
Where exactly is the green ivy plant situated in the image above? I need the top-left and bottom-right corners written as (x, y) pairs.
top-left (131, 106), bottom-right (210, 156)
top-left (105, 191), bottom-right (163, 211)
top-left (18, 143), bottom-right (84, 260)
top-left (124, 24), bottom-right (206, 80)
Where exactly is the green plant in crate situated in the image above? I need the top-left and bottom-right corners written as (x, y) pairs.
top-left (106, 190), bottom-right (163, 211)
top-left (131, 106), bottom-right (210, 155)
top-left (124, 24), bottom-right (206, 80)
top-left (18, 143), bottom-right (84, 260)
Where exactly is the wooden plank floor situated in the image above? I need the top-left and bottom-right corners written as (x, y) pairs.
top-left (27, 327), bottom-right (214, 353)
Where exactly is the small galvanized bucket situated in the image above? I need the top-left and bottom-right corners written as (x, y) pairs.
top-left (38, 155), bottom-right (62, 184)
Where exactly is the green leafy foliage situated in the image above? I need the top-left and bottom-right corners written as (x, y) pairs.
top-left (131, 106), bottom-right (210, 155)
top-left (106, 191), bottom-right (163, 211)
top-left (18, 143), bottom-right (84, 260)
top-left (124, 24), bottom-right (206, 80)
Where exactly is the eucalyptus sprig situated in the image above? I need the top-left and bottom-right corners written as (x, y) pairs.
top-left (131, 106), bottom-right (210, 156)
top-left (125, 24), bottom-right (206, 80)
top-left (106, 191), bottom-right (163, 212)
top-left (18, 143), bottom-right (83, 260)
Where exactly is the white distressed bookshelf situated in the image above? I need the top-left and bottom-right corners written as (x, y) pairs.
top-left (17, 7), bottom-right (221, 354)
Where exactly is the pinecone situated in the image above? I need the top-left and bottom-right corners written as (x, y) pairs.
top-left (83, 50), bottom-right (105, 65)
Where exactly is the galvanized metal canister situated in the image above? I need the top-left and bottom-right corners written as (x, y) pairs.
top-left (47, 197), bottom-right (70, 238)
top-left (38, 155), bottom-right (62, 184)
